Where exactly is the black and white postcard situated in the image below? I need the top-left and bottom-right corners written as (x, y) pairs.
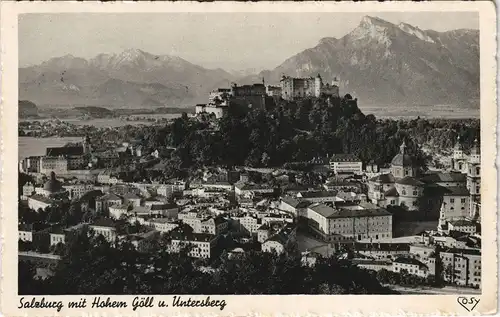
top-left (0, 1), bottom-right (497, 316)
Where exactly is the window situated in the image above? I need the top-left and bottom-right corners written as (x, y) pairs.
top-left (402, 190), bottom-right (407, 195)
top-left (390, 200), bottom-right (396, 205)
top-left (476, 167), bottom-right (480, 175)
top-left (413, 201), bottom-right (418, 206)
top-left (461, 198), bottom-right (467, 204)
top-left (405, 170), bottom-right (409, 175)
top-left (450, 198), bottom-right (455, 203)
top-left (413, 190), bottom-right (418, 196)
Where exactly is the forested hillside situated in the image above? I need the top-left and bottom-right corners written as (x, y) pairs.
top-left (139, 96), bottom-right (479, 172)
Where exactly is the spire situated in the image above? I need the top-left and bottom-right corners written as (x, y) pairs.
top-left (454, 135), bottom-right (461, 149)
top-left (471, 138), bottom-right (480, 155)
top-left (400, 141), bottom-right (406, 154)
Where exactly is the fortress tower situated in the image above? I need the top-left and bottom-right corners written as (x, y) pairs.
top-left (314, 74), bottom-right (322, 97)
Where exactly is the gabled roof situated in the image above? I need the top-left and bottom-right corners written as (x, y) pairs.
top-left (130, 206), bottom-right (150, 214)
top-left (29, 194), bottom-right (54, 204)
top-left (150, 203), bottom-right (178, 211)
top-left (394, 257), bottom-right (427, 269)
top-left (91, 217), bottom-right (116, 228)
top-left (384, 187), bottom-right (399, 197)
top-left (370, 173), bottom-right (395, 183)
top-left (329, 154), bottom-right (361, 162)
top-left (396, 176), bottom-right (424, 186)
top-left (123, 193), bottom-right (140, 200)
top-left (170, 230), bottom-right (215, 242)
top-left (449, 220), bottom-right (476, 227)
top-left (355, 242), bottom-right (410, 252)
top-left (266, 233), bottom-right (289, 245)
top-left (421, 172), bottom-right (466, 184)
top-left (214, 216), bottom-right (227, 225)
top-left (281, 196), bottom-right (300, 208)
top-left (79, 190), bottom-right (104, 202)
top-left (19, 222), bottom-right (51, 232)
top-left (308, 203), bottom-right (337, 218)
top-left (330, 208), bottom-right (391, 219)
top-left (442, 186), bottom-right (470, 196)
top-left (46, 146), bottom-right (84, 157)
top-left (99, 193), bottom-right (122, 201)
top-left (299, 190), bottom-right (337, 199)
top-left (296, 200), bottom-right (314, 208)
top-left (440, 247), bottom-right (481, 256)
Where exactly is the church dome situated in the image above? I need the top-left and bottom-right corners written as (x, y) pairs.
top-left (391, 153), bottom-right (414, 167)
top-left (43, 172), bottom-right (63, 193)
top-left (391, 141), bottom-right (415, 167)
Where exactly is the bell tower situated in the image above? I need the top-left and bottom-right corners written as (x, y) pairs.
top-left (83, 135), bottom-right (92, 154)
top-left (314, 74), bottom-right (322, 97)
top-left (452, 136), bottom-right (466, 173)
top-left (466, 138), bottom-right (480, 216)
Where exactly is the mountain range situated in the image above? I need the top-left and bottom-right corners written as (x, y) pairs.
top-left (19, 16), bottom-right (479, 109)
top-left (19, 49), bottom-right (237, 108)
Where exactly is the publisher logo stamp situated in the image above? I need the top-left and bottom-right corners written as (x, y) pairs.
top-left (457, 297), bottom-right (480, 312)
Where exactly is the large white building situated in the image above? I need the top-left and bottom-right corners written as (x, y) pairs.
top-left (329, 154), bottom-right (363, 174)
top-left (169, 230), bottom-right (218, 259)
top-left (306, 202), bottom-right (392, 242)
top-left (441, 248), bottom-right (481, 288)
top-left (90, 218), bottom-right (118, 243)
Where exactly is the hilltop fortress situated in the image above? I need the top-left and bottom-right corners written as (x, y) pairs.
top-left (196, 74), bottom-right (341, 118)
top-left (280, 74), bottom-right (340, 101)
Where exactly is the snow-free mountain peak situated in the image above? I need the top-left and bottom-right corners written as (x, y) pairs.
top-left (348, 15), bottom-right (397, 46)
top-left (243, 15), bottom-right (479, 107)
top-left (398, 22), bottom-right (435, 43)
top-left (40, 54), bottom-right (89, 70)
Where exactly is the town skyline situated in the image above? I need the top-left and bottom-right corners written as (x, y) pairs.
top-left (19, 12), bottom-right (479, 71)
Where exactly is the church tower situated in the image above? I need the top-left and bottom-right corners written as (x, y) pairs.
top-left (466, 138), bottom-right (481, 218)
top-left (390, 141), bottom-right (417, 179)
top-left (452, 136), bottom-right (467, 173)
top-left (83, 135), bottom-right (92, 154)
top-left (314, 74), bottom-right (322, 97)
top-left (438, 202), bottom-right (448, 232)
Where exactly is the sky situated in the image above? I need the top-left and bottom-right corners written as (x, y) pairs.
top-left (19, 12), bottom-right (479, 71)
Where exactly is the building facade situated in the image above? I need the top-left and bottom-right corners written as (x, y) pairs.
top-left (329, 154), bottom-right (363, 174)
top-left (280, 74), bottom-right (340, 100)
top-left (306, 203), bottom-right (393, 242)
top-left (441, 248), bottom-right (481, 288)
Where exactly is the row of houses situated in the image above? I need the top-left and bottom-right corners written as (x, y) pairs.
top-left (350, 232), bottom-right (481, 288)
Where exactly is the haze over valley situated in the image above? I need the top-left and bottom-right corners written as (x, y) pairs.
top-left (19, 15), bottom-right (479, 117)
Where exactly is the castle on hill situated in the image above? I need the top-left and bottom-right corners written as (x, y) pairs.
top-left (280, 74), bottom-right (340, 100)
top-left (196, 74), bottom-right (341, 118)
